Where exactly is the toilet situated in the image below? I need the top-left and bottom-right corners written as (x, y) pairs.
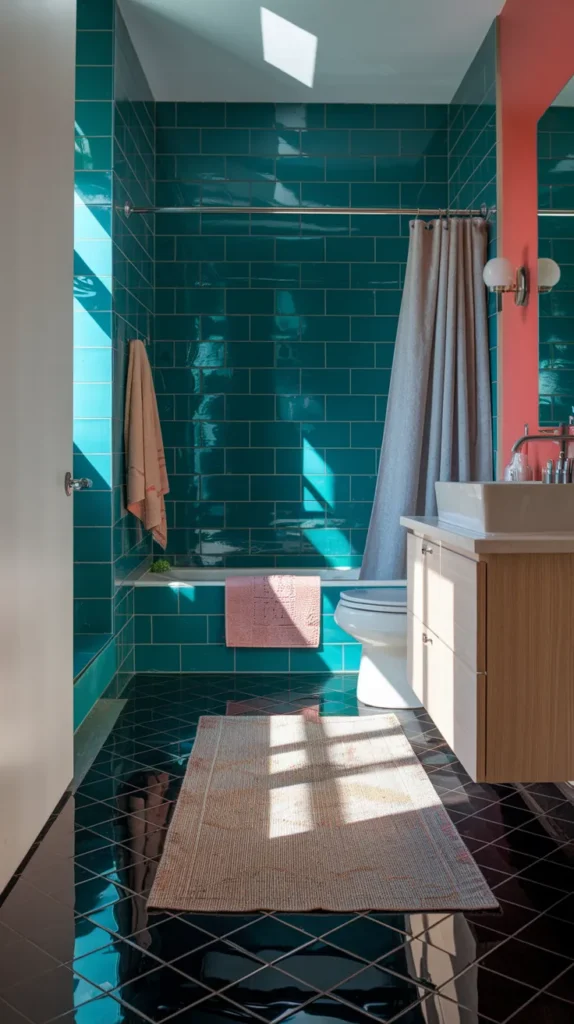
top-left (334, 587), bottom-right (422, 709)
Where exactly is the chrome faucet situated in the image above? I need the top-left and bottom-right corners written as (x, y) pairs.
top-left (511, 433), bottom-right (567, 455)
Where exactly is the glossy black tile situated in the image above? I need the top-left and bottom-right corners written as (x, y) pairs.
top-left (506, 991), bottom-right (574, 1022)
top-left (173, 938), bottom-right (264, 990)
top-left (222, 964), bottom-right (317, 1022)
top-left (478, 935), bottom-right (570, 988)
top-left (331, 963), bottom-right (425, 1022)
top-left (228, 917), bottom-right (312, 964)
top-left (280, 992), bottom-right (393, 1022)
top-left (274, 940), bottom-right (365, 989)
top-left (115, 963), bottom-right (212, 1021)
top-left (441, 965), bottom-right (539, 1022)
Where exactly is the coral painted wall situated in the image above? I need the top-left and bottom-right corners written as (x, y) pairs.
top-left (498, 0), bottom-right (574, 468)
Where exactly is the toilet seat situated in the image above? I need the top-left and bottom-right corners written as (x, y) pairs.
top-left (339, 588), bottom-right (407, 614)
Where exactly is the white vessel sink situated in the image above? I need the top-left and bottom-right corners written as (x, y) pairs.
top-left (435, 481), bottom-right (574, 533)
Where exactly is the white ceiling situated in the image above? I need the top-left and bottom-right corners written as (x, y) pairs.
top-left (118, 0), bottom-right (504, 104)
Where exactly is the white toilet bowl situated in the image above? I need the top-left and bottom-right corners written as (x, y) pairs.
top-left (334, 588), bottom-right (422, 709)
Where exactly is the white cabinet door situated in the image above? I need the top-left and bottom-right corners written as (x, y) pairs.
top-left (0, 0), bottom-right (75, 892)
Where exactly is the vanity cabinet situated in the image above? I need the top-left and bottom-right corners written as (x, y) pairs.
top-left (406, 529), bottom-right (574, 782)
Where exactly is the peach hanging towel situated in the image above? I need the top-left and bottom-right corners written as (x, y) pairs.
top-left (124, 339), bottom-right (169, 549)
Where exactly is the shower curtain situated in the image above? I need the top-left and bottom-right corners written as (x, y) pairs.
top-left (360, 217), bottom-right (492, 580)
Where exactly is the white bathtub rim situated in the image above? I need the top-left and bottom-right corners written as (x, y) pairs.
top-left (119, 564), bottom-right (406, 589)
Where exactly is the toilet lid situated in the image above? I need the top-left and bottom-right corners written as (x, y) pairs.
top-left (339, 587), bottom-right (407, 613)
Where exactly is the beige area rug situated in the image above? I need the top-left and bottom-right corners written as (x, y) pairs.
top-left (148, 714), bottom-right (498, 913)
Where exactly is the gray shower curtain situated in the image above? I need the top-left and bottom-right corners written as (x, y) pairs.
top-left (360, 217), bottom-right (492, 581)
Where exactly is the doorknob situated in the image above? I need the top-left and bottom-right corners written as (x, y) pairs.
top-left (65, 472), bottom-right (93, 496)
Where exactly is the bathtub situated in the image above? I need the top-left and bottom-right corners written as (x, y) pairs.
top-left (125, 563), bottom-right (406, 673)
top-left (128, 564), bottom-right (405, 588)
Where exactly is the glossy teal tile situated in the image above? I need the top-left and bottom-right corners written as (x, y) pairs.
top-left (134, 616), bottom-right (152, 644)
top-left (351, 422), bottom-right (384, 447)
top-left (76, 30), bottom-right (114, 65)
top-left (74, 527), bottom-right (111, 563)
top-left (326, 500), bottom-right (373, 528)
top-left (326, 237), bottom-right (374, 262)
top-left (251, 528), bottom-right (301, 553)
top-left (226, 155), bottom-right (275, 180)
top-left (226, 237), bottom-right (275, 261)
top-left (226, 448), bottom-right (275, 474)
top-left (351, 182), bottom-right (400, 207)
top-left (290, 646), bottom-right (344, 671)
top-left (300, 317), bottom-right (350, 342)
top-left (226, 502), bottom-right (274, 527)
top-left (75, 136), bottom-right (113, 171)
top-left (301, 263), bottom-right (349, 288)
top-left (175, 341), bottom-right (224, 368)
top-left (154, 315), bottom-right (201, 341)
top-left (276, 104), bottom-right (325, 129)
top-left (301, 369), bottom-right (350, 394)
top-left (200, 370), bottom-right (247, 393)
top-left (276, 237), bottom-right (325, 261)
top-left (155, 102), bottom-right (176, 126)
top-left (251, 315), bottom-right (301, 341)
top-left (251, 263), bottom-right (300, 287)
top-left (375, 291), bottom-right (403, 315)
top-left (250, 130), bottom-right (300, 155)
top-left (77, 0), bottom-right (113, 29)
top-left (75, 66), bottom-right (113, 101)
top-left (236, 649), bottom-right (289, 672)
top-left (226, 342), bottom-right (273, 367)
top-left (277, 290), bottom-right (325, 316)
top-left (153, 616), bottom-right (207, 644)
top-left (351, 369), bottom-right (392, 393)
top-left (226, 290), bottom-right (274, 315)
top-left (350, 131), bottom-right (399, 156)
top-left (226, 104), bottom-right (275, 128)
top-left (171, 155), bottom-right (226, 180)
top-left (177, 236), bottom-right (225, 260)
top-left (73, 418), bottom-right (112, 453)
top-left (276, 156), bottom-right (325, 181)
top-left (181, 645), bottom-right (235, 671)
top-left (176, 103), bottom-right (225, 127)
top-left (351, 263), bottom-right (400, 289)
top-left (75, 102), bottom-right (113, 136)
top-left (251, 368), bottom-right (300, 394)
top-left (74, 311), bottom-right (112, 348)
top-left (200, 475), bottom-right (249, 500)
top-left (200, 421), bottom-right (251, 447)
top-left (301, 182), bottom-right (350, 207)
top-left (179, 586), bottom-right (225, 613)
top-left (343, 645), bottom-right (362, 671)
top-left (250, 476), bottom-right (301, 500)
top-left (226, 393), bottom-right (275, 419)
top-left (325, 157), bottom-right (374, 182)
top-left (351, 476), bottom-right (377, 501)
top-left (73, 383), bottom-right (111, 418)
top-left (277, 395), bottom-right (325, 421)
top-left (275, 342), bottom-right (324, 368)
top-left (327, 449), bottom-right (375, 474)
top-left (376, 105), bottom-right (426, 129)
top-left (351, 316), bottom-right (398, 342)
top-left (74, 563), bottom-right (112, 600)
top-left (134, 587), bottom-right (179, 614)
top-left (250, 422), bottom-right (301, 447)
top-left (73, 349), bottom-right (112, 383)
top-left (74, 170), bottom-right (112, 205)
top-left (301, 421), bottom-right (350, 447)
top-left (326, 342), bottom-right (373, 367)
top-left (401, 129), bottom-right (448, 156)
top-left (135, 646), bottom-right (180, 672)
top-left (327, 290), bottom-right (374, 315)
top-left (326, 395), bottom-right (375, 420)
top-left (276, 448), bottom-right (325, 476)
top-left (300, 131), bottom-right (349, 155)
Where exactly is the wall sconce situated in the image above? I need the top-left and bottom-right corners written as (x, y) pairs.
top-left (482, 256), bottom-right (561, 306)
top-left (483, 257), bottom-right (528, 305)
top-left (538, 256), bottom-right (561, 292)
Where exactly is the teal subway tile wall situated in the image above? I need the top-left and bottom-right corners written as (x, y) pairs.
top-left (152, 102), bottom-right (449, 566)
top-left (133, 583), bottom-right (363, 673)
top-left (73, 0), bottom-right (153, 723)
top-left (448, 21), bottom-right (498, 469)
top-left (538, 105), bottom-right (574, 427)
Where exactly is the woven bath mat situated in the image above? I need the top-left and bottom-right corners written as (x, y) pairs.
top-left (148, 714), bottom-right (498, 913)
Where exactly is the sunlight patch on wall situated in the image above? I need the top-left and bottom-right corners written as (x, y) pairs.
top-left (260, 8), bottom-right (317, 88)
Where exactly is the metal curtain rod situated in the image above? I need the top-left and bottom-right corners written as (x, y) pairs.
top-left (121, 201), bottom-right (494, 218)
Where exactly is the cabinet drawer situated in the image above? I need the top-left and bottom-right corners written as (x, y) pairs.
top-left (407, 532), bottom-right (441, 623)
top-left (407, 613), bottom-right (485, 780)
top-left (426, 547), bottom-right (484, 672)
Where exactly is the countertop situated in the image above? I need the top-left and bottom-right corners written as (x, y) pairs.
top-left (400, 515), bottom-right (574, 555)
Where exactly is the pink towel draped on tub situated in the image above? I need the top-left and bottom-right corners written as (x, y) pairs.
top-left (124, 339), bottom-right (169, 549)
top-left (226, 575), bottom-right (321, 648)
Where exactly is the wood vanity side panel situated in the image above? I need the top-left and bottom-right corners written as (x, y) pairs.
top-left (485, 554), bottom-right (574, 782)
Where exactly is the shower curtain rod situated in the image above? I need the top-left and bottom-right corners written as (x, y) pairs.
top-left (121, 201), bottom-right (494, 218)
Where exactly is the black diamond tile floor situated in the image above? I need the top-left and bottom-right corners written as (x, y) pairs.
top-left (2, 673), bottom-right (574, 1023)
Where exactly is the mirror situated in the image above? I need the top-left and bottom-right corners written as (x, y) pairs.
top-left (538, 76), bottom-right (574, 432)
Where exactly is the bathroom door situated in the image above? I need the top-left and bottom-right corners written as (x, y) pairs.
top-left (0, 0), bottom-right (76, 892)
